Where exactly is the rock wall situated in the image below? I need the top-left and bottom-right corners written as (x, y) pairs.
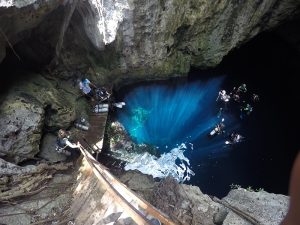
top-left (0, 73), bottom-right (87, 163)
top-left (1, 0), bottom-right (300, 79)
top-left (77, 0), bottom-right (300, 78)
top-left (222, 188), bottom-right (289, 225)
top-left (120, 172), bottom-right (290, 225)
top-left (0, 2), bottom-right (296, 221)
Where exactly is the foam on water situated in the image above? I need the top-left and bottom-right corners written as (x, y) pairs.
top-left (112, 143), bottom-right (195, 182)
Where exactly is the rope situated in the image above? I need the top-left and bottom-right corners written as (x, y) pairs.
top-left (0, 27), bottom-right (21, 61)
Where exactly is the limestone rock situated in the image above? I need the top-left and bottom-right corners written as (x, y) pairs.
top-left (114, 0), bottom-right (300, 75)
top-left (119, 170), bottom-right (157, 200)
top-left (0, 158), bottom-right (37, 176)
top-left (213, 207), bottom-right (229, 225)
top-left (72, 0), bottom-right (300, 78)
top-left (1, 0), bottom-right (299, 80)
top-left (0, 97), bottom-right (44, 163)
top-left (0, 74), bottom-right (78, 163)
top-left (222, 188), bottom-right (289, 225)
top-left (223, 212), bottom-right (252, 225)
top-left (0, 157), bottom-right (72, 177)
top-left (119, 173), bottom-right (291, 225)
top-left (109, 121), bottom-right (159, 157)
top-left (0, 169), bottom-right (74, 225)
top-left (149, 177), bottom-right (221, 225)
top-left (76, 0), bottom-right (130, 50)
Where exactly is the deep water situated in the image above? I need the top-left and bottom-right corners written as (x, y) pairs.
top-left (112, 30), bottom-right (300, 198)
top-left (117, 76), bottom-right (238, 150)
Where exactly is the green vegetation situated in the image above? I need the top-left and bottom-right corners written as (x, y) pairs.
top-left (230, 183), bottom-right (264, 192)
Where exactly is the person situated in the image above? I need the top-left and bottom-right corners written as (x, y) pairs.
top-left (217, 90), bottom-right (230, 103)
top-left (217, 107), bottom-right (223, 118)
top-left (55, 129), bottom-right (80, 156)
top-left (229, 87), bottom-right (240, 103)
top-left (232, 93), bottom-right (240, 102)
top-left (216, 90), bottom-right (230, 109)
top-left (225, 132), bottom-right (244, 145)
top-left (95, 86), bottom-right (111, 101)
top-left (237, 83), bottom-right (247, 94)
top-left (215, 122), bottom-right (225, 134)
top-left (252, 93), bottom-right (260, 103)
top-left (79, 78), bottom-right (97, 101)
top-left (281, 152), bottom-right (300, 225)
top-left (240, 102), bottom-right (253, 119)
top-left (209, 120), bottom-right (225, 137)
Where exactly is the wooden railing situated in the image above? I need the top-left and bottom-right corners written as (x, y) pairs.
top-left (78, 145), bottom-right (177, 225)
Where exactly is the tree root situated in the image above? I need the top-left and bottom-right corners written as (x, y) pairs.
top-left (0, 212), bottom-right (29, 218)
top-left (0, 161), bottom-right (73, 201)
top-left (49, 0), bottom-right (79, 68)
top-left (0, 174), bottom-right (52, 201)
top-left (0, 200), bottom-right (34, 214)
top-left (0, 181), bottom-right (74, 205)
top-left (0, 181), bottom-right (73, 223)
top-left (0, 158), bottom-right (73, 176)
top-left (0, 28), bottom-right (22, 61)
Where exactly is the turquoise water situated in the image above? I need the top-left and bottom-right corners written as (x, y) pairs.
top-left (112, 76), bottom-right (245, 185)
top-left (117, 76), bottom-right (240, 152)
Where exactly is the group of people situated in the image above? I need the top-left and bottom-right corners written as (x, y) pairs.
top-left (216, 83), bottom-right (259, 119)
top-left (79, 78), bottom-right (111, 102)
top-left (55, 77), bottom-right (112, 156)
top-left (210, 83), bottom-right (259, 146)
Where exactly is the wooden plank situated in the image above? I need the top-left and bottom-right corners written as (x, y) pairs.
top-left (76, 110), bottom-right (108, 153)
top-left (79, 147), bottom-right (153, 225)
top-left (72, 98), bottom-right (177, 225)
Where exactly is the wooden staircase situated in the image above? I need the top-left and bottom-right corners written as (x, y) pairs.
top-left (70, 104), bottom-right (177, 225)
top-left (71, 146), bottom-right (176, 225)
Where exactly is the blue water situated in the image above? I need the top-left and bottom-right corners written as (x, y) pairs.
top-left (114, 76), bottom-right (250, 195)
top-left (117, 77), bottom-right (240, 153)
top-left (111, 31), bottom-right (300, 198)
top-left (113, 72), bottom-right (298, 197)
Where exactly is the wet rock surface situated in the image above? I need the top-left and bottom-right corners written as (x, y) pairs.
top-left (108, 121), bottom-right (160, 157)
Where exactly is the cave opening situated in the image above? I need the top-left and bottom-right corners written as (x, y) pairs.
top-left (0, 7), bottom-right (299, 198)
top-left (0, 36), bottom-right (54, 97)
top-left (110, 19), bottom-right (300, 198)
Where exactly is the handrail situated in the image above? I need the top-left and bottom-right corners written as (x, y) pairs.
top-left (78, 146), bottom-right (152, 225)
top-left (78, 145), bottom-right (177, 225)
top-left (99, 165), bottom-right (177, 225)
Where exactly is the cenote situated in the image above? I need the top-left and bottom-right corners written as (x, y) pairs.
top-left (107, 28), bottom-right (300, 198)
